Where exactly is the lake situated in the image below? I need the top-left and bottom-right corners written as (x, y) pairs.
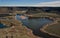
top-left (16, 14), bottom-right (59, 38)
top-left (16, 14), bottom-right (53, 30)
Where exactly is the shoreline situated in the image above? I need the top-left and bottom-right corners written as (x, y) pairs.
top-left (40, 17), bottom-right (60, 37)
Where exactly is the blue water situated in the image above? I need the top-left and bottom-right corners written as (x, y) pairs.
top-left (15, 14), bottom-right (59, 38)
top-left (0, 23), bottom-right (7, 28)
top-left (16, 14), bottom-right (53, 30)
top-left (28, 18), bottom-right (53, 30)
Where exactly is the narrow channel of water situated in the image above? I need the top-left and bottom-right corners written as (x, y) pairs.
top-left (16, 14), bottom-right (59, 38)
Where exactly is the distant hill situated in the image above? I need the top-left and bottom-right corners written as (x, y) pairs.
top-left (0, 7), bottom-right (60, 14)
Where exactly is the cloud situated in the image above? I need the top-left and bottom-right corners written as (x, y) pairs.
top-left (0, 1), bottom-right (60, 7)
top-left (33, 1), bottom-right (60, 7)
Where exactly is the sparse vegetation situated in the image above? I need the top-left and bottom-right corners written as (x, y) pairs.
top-left (43, 18), bottom-right (60, 37)
top-left (0, 7), bottom-right (60, 38)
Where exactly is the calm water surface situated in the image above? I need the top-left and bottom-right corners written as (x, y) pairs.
top-left (16, 14), bottom-right (53, 30)
top-left (16, 14), bottom-right (59, 38)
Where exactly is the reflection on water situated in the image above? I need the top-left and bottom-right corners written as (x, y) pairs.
top-left (16, 14), bottom-right (53, 30)
top-left (16, 14), bottom-right (59, 38)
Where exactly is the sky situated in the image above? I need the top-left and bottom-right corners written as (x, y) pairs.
top-left (0, 0), bottom-right (60, 6)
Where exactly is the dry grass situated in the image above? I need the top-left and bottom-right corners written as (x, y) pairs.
top-left (44, 19), bottom-right (60, 37)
